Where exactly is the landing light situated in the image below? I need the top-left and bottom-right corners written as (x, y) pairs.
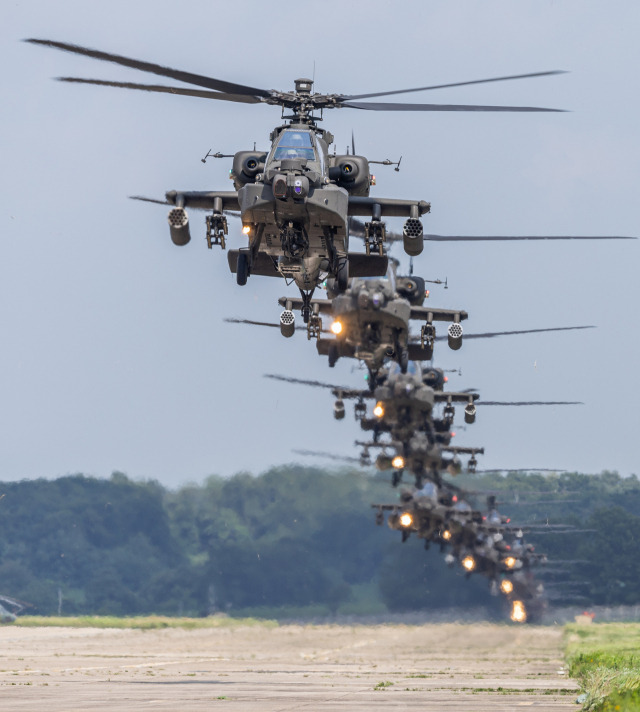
top-left (442, 530), bottom-right (452, 541)
top-left (373, 402), bottom-right (385, 418)
top-left (399, 512), bottom-right (413, 527)
top-left (330, 320), bottom-right (343, 335)
top-left (504, 556), bottom-right (517, 569)
top-left (511, 600), bottom-right (527, 623)
top-left (462, 555), bottom-right (476, 572)
top-left (392, 456), bottom-right (405, 470)
top-left (242, 225), bottom-right (251, 235)
top-left (500, 579), bottom-right (514, 595)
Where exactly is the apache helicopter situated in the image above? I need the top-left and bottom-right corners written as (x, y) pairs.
top-left (228, 254), bottom-right (595, 373)
top-left (379, 485), bottom-right (546, 575)
top-left (373, 483), bottom-right (546, 622)
top-left (28, 38), bottom-right (629, 322)
top-left (357, 436), bottom-right (485, 486)
top-left (278, 262), bottom-right (466, 370)
top-left (266, 361), bottom-right (581, 431)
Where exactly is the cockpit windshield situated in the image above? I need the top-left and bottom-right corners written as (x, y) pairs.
top-left (273, 130), bottom-right (316, 161)
top-left (387, 361), bottom-right (422, 378)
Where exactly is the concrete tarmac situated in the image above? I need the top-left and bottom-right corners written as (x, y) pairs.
top-left (0, 623), bottom-right (578, 710)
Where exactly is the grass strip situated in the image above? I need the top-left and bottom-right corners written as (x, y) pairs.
top-left (565, 622), bottom-right (640, 711)
top-left (12, 615), bottom-right (278, 630)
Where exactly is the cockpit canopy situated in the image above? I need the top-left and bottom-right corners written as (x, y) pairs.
top-left (272, 130), bottom-right (317, 162)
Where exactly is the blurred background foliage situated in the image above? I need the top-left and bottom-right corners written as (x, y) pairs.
top-left (0, 466), bottom-right (638, 617)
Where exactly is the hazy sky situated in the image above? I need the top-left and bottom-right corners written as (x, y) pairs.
top-left (2, 0), bottom-right (638, 487)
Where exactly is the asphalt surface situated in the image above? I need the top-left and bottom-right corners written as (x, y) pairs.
top-left (0, 623), bottom-right (578, 710)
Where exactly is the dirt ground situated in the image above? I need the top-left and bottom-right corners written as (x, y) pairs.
top-left (0, 623), bottom-right (578, 711)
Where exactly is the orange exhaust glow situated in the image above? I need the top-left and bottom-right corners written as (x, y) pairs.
top-left (511, 600), bottom-right (527, 623)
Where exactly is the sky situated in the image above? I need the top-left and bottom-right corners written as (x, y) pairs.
top-left (1, 0), bottom-right (638, 487)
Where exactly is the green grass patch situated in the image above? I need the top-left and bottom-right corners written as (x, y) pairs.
top-left (12, 615), bottom-right (278, 630)
top-left (565, 623), bottom-right (640, 711)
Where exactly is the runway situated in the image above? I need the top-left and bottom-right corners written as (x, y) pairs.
top-left (0, 622), bottom-right (577, 710)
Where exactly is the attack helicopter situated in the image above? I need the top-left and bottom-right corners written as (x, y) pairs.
top-left (356, 435), bottom-right (485, 486)
top-left (378, 485), bottom-right (546, 581)
top-left (372, 482), bottom-right (547, 622)
top-left (28, 38), bottom-right (615, 323)
top-left (232, 273), bottom-right (594, 378)
top-left (266, 361), bottom-right (582, 431)
top-left (276, 260), bottom-right (466, 370)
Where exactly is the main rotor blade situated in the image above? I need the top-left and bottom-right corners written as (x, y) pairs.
top-left (459, 325), bottom-right (596, 339)
top-left (476, 400), bottom-right (583, 406)
top-left (57, 77), bottom-right (262, 103)
top-left (341, 70), bottom-right (567, 101)
top-left (292, 449), bottom-right (362, 464)
top-left (130, 195), bottom-right (170, 206)
top-left (424, 234), bottom-right (636, 241)
top-left (223, 317), bottom-right (327, 334)
top-left (342, 101), bottom-right (564, 113)
top-left (351, 219), bottom-right (635, 245)
top-left (264, 373), bottom-right (345, 390)
top-left (410, 325), bottom-right (596, 344)
top-left (25, 38), bottom-right (270, 97)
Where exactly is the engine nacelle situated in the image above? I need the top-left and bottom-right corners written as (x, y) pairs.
top-left (403, 218), bottom-right (424, 256)
top-left (423, 368), bottom-right (445, 391)
top-left (447, 323), bottom-right (463, 350)
top-left (464, 403), bottom-right (477, 424)
top-left (328, 155), bottom-right (371, 196)
top-left (333, 399), bottom-right (345, 420)
top-left (396, 276), bottom-right (427, 306)
top-left (279, 310), bottom-right (295, 338)
top-left (231, 151), bottom-right (267, 189)
top-left (167, 207), bottom-right (191, 246)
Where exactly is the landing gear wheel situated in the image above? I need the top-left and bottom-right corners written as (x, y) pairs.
top-left (392, 470), bottom-right (403, 487)
top-left (399, 348), bottom-right (409, 373)
top-left (328, 344), bottom-right (339, 368)
top-left (336, 257), bottom-right (349, 292)
top-left (236, 253), bottom-right (249, 286)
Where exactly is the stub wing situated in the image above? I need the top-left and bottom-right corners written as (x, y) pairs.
top-left (166, 190), bottom-right (241, 211)
top-left (410, 306), bottom-right (468, 323)
top-left (278, 296), bottom-right (334, 315)
top-left (435, 391), bottom-right (480, 403)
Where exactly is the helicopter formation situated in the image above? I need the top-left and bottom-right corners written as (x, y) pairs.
top-left (27, 37), bottom-right (636, 622)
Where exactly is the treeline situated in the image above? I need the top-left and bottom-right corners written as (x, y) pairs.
top-left (0, 467), bottom-right (638, 617)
